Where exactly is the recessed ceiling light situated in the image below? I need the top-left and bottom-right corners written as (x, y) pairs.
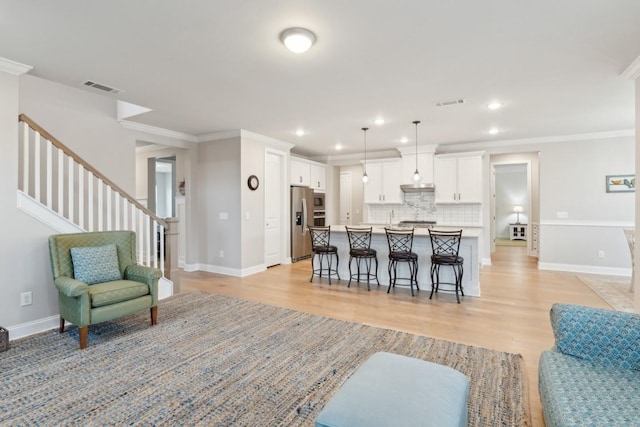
top-left (280, 28), bottom-right (316, 53)
top-left (295, 129), bottom-right (305, 137)
top-left (335, 143), bottom-right (343, 151)
top-left (487, 102), bottom-right (503, 110)
top-left (374, 118), bottom-right (385, 125)
top-left (489, 127), bottom-right (499, 135)
top-left (400, 137), bottom-right (408, 143)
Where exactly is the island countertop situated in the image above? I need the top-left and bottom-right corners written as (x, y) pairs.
top-left (324, 225), bottom-right (482, 297)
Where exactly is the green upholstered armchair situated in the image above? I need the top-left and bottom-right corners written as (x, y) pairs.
top-left (48, 230), bottom-right (162, 349)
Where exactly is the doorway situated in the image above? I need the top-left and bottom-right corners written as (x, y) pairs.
top-left (147, 156), bottom-right (176, 218)
top-left (340, 172), bottom-right (352, 225)
top-left (489, 152), bottom-right (539, 258)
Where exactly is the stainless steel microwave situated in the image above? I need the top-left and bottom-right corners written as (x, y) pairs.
top-left (313, 193), bottom-right (325, 210)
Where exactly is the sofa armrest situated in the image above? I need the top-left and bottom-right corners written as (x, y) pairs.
top-left (54, 276), bottom-right (89, 297)
top-left (124, 264), bottom-right (161, 304)
top-left (550, 303), bottom-right (640, 370)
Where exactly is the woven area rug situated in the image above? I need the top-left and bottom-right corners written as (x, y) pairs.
top-left (1, 292), bottom-right (530, 426)
top-left (578, 275), bottom-right (635, 313)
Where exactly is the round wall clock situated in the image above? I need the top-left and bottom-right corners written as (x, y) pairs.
top-left (247, 175), bottom-right (259, 191)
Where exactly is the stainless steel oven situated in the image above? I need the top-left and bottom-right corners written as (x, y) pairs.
top-left (313, 210), bottom-right (325, 226)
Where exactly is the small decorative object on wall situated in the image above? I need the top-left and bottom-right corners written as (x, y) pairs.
top-left (247, 175), bottom-right (259, 191)
top-left (178, 179), bottom-right (186, 196)
top-left (606, 175), bottom-right (635, 193)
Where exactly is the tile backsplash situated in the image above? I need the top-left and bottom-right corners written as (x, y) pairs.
top-left (366, 192), bottom-right (481, 226)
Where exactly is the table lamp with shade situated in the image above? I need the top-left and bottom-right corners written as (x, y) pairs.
top-left (513, 205), bottom-right (523, 224)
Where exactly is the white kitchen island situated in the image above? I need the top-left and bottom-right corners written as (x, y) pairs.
top-left (327, 226), bottom-right (482, 297)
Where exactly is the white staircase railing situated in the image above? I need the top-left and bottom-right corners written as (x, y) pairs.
top-left (18, 114), bottom-right (169, 276)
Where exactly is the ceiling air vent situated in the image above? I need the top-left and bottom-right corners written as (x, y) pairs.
top-left (82, 80), bottom-right (123, 94)
top-left (435, 99), bottom-right (465, 107)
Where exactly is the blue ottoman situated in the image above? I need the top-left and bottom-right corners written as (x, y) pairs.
top-left (315, 352), bottom-right (470, 427)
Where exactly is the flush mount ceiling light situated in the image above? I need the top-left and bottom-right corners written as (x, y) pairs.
top-left (280, 27), bottom-right (316, 53)
top-left (335, 143), bottom-right (343, 151)
top-left (487, 101), bottom-right (503, 110)
top-left (400, 136), bottom-right (408, 143)
top-left (489, 127), bottom-right (499, 135)
top-left (295, 129), bottom-right (305, 137)
top-left (374, 118), bottom-right (385, 125)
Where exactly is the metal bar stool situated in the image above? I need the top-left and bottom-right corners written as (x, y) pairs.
top-left (309, 225), bottom-right (340, 284)
top-left (385, 228), bottom-right (419, 296)
top-left (428, 229), bottom-right (464, 303)
top-left (345, 226), bottom-right (380, 291)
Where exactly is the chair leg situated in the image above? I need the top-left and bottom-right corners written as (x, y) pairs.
top-left (348, 256), bottom-right (353, 287)
top-left (365, 257), bottom-right (371, 291)
top-left (79, 326), bottom-right (88, 350)
top-left (335, 253), bottom-right (340, 280)
top-left (59, 317), bottom-right (65, 333)
top-left (151, 306), bottom-right (158, 325)
top-left (310, 254), bottom-right (315, 282)
top-left (429, 264), bottom-right (436, 299)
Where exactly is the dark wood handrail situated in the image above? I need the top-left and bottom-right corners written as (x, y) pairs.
top-left (19, 114), bottom-right (168, 229)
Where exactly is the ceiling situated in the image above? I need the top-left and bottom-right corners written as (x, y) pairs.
top-left (1, 1), bottom-right (639, 157)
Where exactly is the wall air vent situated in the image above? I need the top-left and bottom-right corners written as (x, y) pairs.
top-left (435, 99), bottom-right (465, 107)
top-left (82, 80), bottom-right (123, 94)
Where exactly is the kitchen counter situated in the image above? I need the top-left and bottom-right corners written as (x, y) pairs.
top-left (328, 225), bottom-right (481, 297)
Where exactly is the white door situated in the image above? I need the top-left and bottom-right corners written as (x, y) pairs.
top-left (340, 172), bottom-right (352, 225)
top-left (265, 152), bottom-right (283, 267)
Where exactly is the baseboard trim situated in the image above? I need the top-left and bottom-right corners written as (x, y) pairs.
top-left (538, 262), bottom-right (631, 276)
top-left (182, 263), bottom-right (266, 277)
top-left (481, 257), bottom-right (492, 267)
top-left (17, 190), bottom-right (83, 233)
top-left (7, 315), bottom-right (60, 341)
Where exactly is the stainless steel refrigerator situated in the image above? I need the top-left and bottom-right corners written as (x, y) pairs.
top-left (291, 186), bottom-right (314, 262)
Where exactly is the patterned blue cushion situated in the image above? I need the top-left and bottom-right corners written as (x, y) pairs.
top-left (550, 304), bottom-right (640, 370)
top-left (70, 244), bottom-right (122, 285)
top-left (539, 350), bottom-right (640, 427)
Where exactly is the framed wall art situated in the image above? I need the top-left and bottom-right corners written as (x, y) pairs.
top-left (605, 174), bottom-right (635, 193)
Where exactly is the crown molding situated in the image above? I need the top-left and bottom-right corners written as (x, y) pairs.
top-left (119, 120), bottom-right (198, 143)
top-left (325, 149), bottom-right (401, 166)
top-left (0, 57), bottom-right (33, 76)
top-left (621, 55), bottom-right (640, 80)
top-left (239, 130), bottom-right (294, 150)
top-left (436, 129), bottom-right (635, 153)
top-left (198, 129), bottom-right (294, 150)
top-left (197, 129), bottom-right (242, 142)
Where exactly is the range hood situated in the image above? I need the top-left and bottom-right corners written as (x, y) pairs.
top-left (400, 183), bottom-right (435, 193)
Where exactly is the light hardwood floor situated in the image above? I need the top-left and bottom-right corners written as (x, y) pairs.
top-left (178, 245), bottom-right (611, 427)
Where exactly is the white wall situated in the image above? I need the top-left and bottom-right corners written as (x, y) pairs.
top-left (240, 137), bottom-right (265, 270)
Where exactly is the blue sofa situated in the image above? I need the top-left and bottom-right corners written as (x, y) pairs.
top-left (538, 303), bottom-right (640, 426)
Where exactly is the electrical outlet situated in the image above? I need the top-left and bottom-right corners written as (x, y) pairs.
top-left (219, 212), bottom-right (229, 220)
top-left (20, 291), bottom-right (32, 306)
top-left (597, 250), bottom-right (605, 259)
top-left (219, 250), bottom-right (224, 258)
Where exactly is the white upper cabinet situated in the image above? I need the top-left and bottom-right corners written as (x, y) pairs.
top-left (433, 152), bottom-right (484, 204)
top-left (290, 159), bottom-right (311, 186)
top-left (364, 159), bottom-right (402, 204)
top-left (400, 153), bottom-right (434, 184)
top-left (291, 158), bottom-right (326, 191)
top-left (310, 164), bottom-right (326, 192)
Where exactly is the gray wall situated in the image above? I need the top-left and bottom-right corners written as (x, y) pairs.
top-left (1, 73), bottom-right (193, 331)
top-left (197, 138), bottom-right (242, 270)
top-left (537, 136), bottom-right (632, 272)
top-left (240, 137), bottom-right (265, 269)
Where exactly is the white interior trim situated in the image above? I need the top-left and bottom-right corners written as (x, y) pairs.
top-left (621, 55), bottom-right (640, 80)
top-left (538, 262), bottom-right (631, 277)
top-left (540, 220), bottom-right (635, 227)
top-left (0, 57), bottom-right (33, 75)
top-left (17, 190), bottom-right (83, 233)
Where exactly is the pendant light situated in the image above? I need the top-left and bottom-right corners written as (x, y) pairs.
top-left (412, 120), bottom-right (421, 182)
top-left (362, 127), bottom-right (369, 183)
